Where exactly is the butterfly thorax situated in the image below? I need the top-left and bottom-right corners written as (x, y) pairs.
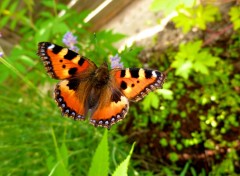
top-left (92, 63), bottom-right (110, 88)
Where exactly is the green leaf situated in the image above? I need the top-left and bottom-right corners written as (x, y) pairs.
top-left (0, 0), bottom-right (10, 12)
top-left (9, 1), bottom-right (18, 13)
top-left (229, 6), bottom-right (240, 30)
top-left (88, 129), bottom-right (109, 176)
top-left (60, 143), bottom-right (69, 168)
top-left (173, 59), bottom-right (193, 79)
top-left (169, 152), bottom-right (179, 162)
top-left (173, 5), bottom-right (220, 33)
top-left (172, 40), bottom-right (219, 78)
top-left (0, 16), bottom-right (10, 28)
top-left (157, 89), bottom-right (173, 100)
top-left (112, 143), bottom-right (135, 176)
top-left (159, 138), bottom-right (168, 147)
top-left (142, 92), bottom-right (159, 111)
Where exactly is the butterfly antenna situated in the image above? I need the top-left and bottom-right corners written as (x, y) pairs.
top-left (93, 32), bottom-right (99, 54)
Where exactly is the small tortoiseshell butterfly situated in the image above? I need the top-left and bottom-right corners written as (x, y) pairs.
top-left (37, 42), bottom-right (166, 128)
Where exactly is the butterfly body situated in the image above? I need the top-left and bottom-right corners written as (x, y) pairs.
top-left (38, 42), bottom-right (166, 128)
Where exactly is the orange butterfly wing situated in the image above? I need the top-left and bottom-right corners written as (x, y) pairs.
top-left (37, 42), bottom-right (97, 79)
top-left (55, 80), bottom-right (88, 120)
top-left (38, 42), bottom-right (97, 120)
top-left (111, 68), bottom-right (166, 101)
top-left (90, 86), bottom-right (129, 128)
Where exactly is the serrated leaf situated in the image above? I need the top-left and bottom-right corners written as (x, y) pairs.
top-left (112, 143), bottom-right (135, 176)
top-left (88, 129), bottom-right (109, 176)
top-left (175, 60), bottom-right (193, 79)
top-left (173, 5), bottom-right (220, 33)
top-left (193, 61), bottom-right (209, 74)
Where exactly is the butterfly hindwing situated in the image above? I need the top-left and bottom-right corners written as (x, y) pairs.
top-left (90, 86), bottom-right (129, 128)
top-left (54, 79), bottom-right (93, 120)
top-left (112, 68), bottom-right (166, 102)
top-left (37, 42), bottom-right (97, 79)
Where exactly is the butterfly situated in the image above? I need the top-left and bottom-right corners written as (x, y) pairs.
top-left (37, 42), bottom-right (166, 128)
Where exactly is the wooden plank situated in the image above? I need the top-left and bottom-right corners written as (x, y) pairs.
top-left (74, 0), bottom-right (105, 11)
top-left (86, 0), bottom-right (136, 32)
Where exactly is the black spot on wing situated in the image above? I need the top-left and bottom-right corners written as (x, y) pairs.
top-left (52, 44), bottom-right (63, 54)
top-left (78, 56), bottom-right (85, 66)
top-left (62, 65), bottom-right (66, 68)
top-left (156, 71), bottom-right (161, 77)
top-left (120, 81), bottom-right (127, 90)
top-left (64, 50), bottom-right (78, 60)
top-left (111, 90), bottom-right (122, 103)
top-left (120, 70), bottom-right (126, 77)
top-left (67, 78), bottom-right (80, 90)
top-left (130, 68), bottom-right (139, 78)
top-left (68, 67), bottom-right (78, 75)
top-left (145, 70), bottom-right (152, 79)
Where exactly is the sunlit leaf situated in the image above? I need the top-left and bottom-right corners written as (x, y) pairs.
top-left (112, 143), bottom-right (135, 176)
top-left (88, 129), bottom-right (109, 176)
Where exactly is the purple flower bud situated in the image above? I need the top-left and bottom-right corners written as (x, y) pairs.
top-left (110, 54), bottom-right (124, 69)
top-left (0, 52), bottom-right (3, 58)
top-left (62, 32), bottom-right (79, 52)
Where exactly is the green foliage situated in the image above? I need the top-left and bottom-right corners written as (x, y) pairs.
top-left (229, 6), bottom-right (240, 30)
top-left (88, 129), bottom-right (109, 176)
top-left (150, 0), bottom-right (195, 15)
top-left (172, 5), bottom-right (220, 33)
top-left (171, 40), bottom-right (219, 79)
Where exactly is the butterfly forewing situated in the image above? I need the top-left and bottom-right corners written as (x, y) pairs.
top-left (37, 42), bottom-right (97, 79)
top-left (112, 68), bottom-right (166, 102)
